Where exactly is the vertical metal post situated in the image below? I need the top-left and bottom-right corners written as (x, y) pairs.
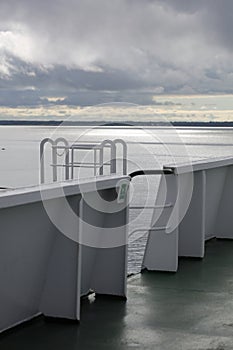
top-left (110, 143), bottom-right (117, 174)
top-left (99, 140), bottom-right (117, 175)
top-left (54, 138), bottom-right (70, 181)
top-left (65, 148), bottom-right (70, 181)
top-left (40, 142), bottom-right (45, 184)
top-left (113, 139), bottom-right (127, 175)
top-left (39, 138), bottom-right (55, 184)
top-left (52, 146), bottom-right (57, 182)
top-left (99, 145), bottom-right (104, 175)
top-left (71, 147), bottom-right (74, 180)
top-left (94, 148), bottom-right (97, 176)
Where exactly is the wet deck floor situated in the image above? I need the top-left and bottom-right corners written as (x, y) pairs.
top-left (1, 238), bottom-right (233, 350)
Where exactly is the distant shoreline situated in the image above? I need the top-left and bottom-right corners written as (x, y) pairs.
top-left (0, 120), bottom-right (233, 127)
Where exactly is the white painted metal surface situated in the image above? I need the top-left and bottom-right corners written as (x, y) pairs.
top-left (142, 173), bottom-right (179, 272)
top-left (0, 175), bottom-right (129, 333)
top-left (2, 149), bottom-right (233, 332)
top-left (143, 157), bottom-right (233, 272)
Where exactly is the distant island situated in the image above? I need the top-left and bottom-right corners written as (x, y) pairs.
top-left (0, 120), bottom-right (233, 127)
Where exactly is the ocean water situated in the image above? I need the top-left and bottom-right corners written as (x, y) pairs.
top-left (0, 125), bottom-right (233, 274)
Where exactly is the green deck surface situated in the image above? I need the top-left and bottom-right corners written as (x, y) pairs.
top-left (1, 238), bottom-right (233, 350)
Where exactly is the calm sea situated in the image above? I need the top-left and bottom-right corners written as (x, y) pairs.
top-left (0, 125), bottom-right (233, 273)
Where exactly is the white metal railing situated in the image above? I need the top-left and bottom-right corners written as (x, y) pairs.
top-left (40, 138), bottom-right (127, 183)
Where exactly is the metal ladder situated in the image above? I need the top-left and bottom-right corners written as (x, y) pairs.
top-left (128, 169), bottom-right (175, 239)
top-left (40, 137), bottom-right (127, 184)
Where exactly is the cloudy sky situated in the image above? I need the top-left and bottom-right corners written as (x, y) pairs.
top-left (0, 0), bottom-right (233, 119)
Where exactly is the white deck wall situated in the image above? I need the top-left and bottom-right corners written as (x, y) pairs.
top-left (143, 157), bottom-right (233, 272)
top-left (0, 176), bottom-right (129, 333)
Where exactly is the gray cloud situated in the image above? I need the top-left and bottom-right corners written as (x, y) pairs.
top-left (0, 0), bottom-right (233, 107)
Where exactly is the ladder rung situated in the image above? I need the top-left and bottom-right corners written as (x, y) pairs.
top-left (130, 203), bottom-right (173, 210)
top-left (50, 162), bottom-right (111, 167)
top-left (129, 226), bottom-right (172, 237)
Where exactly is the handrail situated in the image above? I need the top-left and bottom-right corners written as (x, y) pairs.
top-left (40, 137), bottom-right (127, 183)
top-left (40, 138), bottom-right (55, 184)
top-left (40, 137), bottom-right (69, 183)
top-left (129, 168), bottom-right (174, 179)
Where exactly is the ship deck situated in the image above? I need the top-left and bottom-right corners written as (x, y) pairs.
top-left (1, 238), bottom-right (233, 350)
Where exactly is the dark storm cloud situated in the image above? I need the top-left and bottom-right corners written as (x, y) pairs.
top-left (159, 0), bottom-right (233, 50)
top-left (0, 0), bottom-right (233, 106)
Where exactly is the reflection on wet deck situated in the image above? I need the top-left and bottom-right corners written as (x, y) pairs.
top-left (1, 239), bottom-right (233, 350)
